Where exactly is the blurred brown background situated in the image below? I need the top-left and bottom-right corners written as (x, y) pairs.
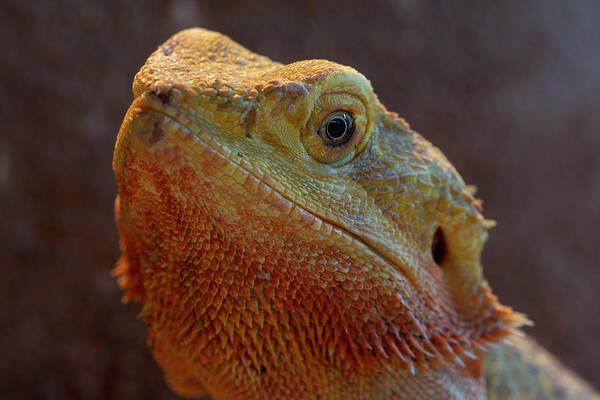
top-left (1, 1), bottom-right (598, 399)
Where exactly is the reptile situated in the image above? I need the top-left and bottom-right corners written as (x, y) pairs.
top-left (112, 28), bottom-right (599, 399)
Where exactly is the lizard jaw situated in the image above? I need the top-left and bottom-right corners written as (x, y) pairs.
top-left (115, 104), bottom-right (526, 379)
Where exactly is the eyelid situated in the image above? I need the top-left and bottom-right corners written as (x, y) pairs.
top-left (300, 93), bottom-right (370, 165)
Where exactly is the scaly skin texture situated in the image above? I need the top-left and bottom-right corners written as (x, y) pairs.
top-left (485, 336), bottom-right (598, 400)
top-left (113, 28), bottom-right (599, 399)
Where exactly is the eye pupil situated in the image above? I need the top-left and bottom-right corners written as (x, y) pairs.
top-left (317, 111), bottom-right (355, 147)
top-left (327, 117), bottom-right (347, 139)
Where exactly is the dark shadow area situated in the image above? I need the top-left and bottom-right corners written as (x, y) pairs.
top-left (1, 1), bottom-right (598, 398)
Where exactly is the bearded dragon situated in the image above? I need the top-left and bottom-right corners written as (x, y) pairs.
top-left (113, 28), bottom-right (599, 399)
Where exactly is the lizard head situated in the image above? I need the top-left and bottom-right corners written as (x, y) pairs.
top-left (114, 28), bottom-right (524, 398)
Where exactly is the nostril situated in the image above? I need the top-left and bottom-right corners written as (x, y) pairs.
top-left (432, 227), bottom-right (447, 265)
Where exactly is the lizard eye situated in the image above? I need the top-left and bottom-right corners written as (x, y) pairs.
top-left (318, 111), bottom-right (355, 147)
top-left (301, 93), bottom-right (369, 166)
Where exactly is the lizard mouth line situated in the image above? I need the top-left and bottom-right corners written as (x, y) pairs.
top-left (135, 103), bottom-right (528, 347)
top-left (141, 105), bottom-right (527, 346)
top-left (139, 104), bottom-right (415, 282)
